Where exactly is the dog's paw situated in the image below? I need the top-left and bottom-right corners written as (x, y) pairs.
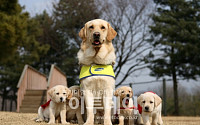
top-left (35, 119), bottom-right (41, 122)
top-left (78, 121), bottom-right (84, 125)
top-left (48, 121), bottom-right (55, 124)
top-left (104, 121), bottom-right (112, 125)
top-left (44, 118), bottom-right (49, 122)
top-left (35, 118), bottom-right (43, 123)
top-left (61, 121), bottom-right (70, 124)
top-left (83, 123), bottom-right (94, 125)
top-left (70, 120), bottom-right (77, 124)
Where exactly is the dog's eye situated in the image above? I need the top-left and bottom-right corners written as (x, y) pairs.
top-left (150, 101), bottom-right (153, 103)
top-left (142, 101), bottom-right (145, 103)
top-left (63, 93), bottom-right (66, 95)
top-left (121, 91), bottom-right (124, 93)
top-left (74, 90), bottom-right (77, 93)
top-left (129, 90), bottom-right (131, 93)
top-left (56, 93), bottom-right (59, 95)
top-left (101, 26), bottom-right (105, 29)
top-left (89, 25), bottom-right (94, 29)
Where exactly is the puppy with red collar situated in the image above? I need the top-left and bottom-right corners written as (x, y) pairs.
top-left (114, 86), bottom-right (135, 125)
top-left (35, 85), bottom-right (72, 124)
top-left (137, 91), bottom-right (163, 125)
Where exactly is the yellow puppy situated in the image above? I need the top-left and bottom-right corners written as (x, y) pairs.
top-left (66, 86), bottom-right (84, 124)
top-left (35, 85), bottom-right (72, 124)
top-left (137, 92), bottom-right (163, 125)
top-left (114, 86), bottom-right (135, 125)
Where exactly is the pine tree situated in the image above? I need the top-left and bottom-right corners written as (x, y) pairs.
top-left (34, 0), bottom-right (100, 86)
top-left (0, 0), bottom-right (25, 62)
top-left (0, 0), bottom-right (49, 110)
top-left (147, 0), bottom-right (200, 115)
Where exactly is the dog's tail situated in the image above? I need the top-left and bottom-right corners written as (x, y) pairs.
top-left (31, 117), bottom-right (38, 121)
top-left (31, 106), bottom-right (43, 122)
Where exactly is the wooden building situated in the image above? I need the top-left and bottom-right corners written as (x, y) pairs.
top-left (17, 64), bottom-right (67, 113)
top-left (47, 64), bottom-right (67, 100)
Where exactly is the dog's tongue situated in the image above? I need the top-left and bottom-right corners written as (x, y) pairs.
top-left (94, 41), bottom-right (100, 44)
top-left (125, 99), bottom-right (129, 105)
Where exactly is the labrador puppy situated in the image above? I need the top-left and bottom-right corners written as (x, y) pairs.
top-left (66, 86), bottom-right (84, 124)
top-left (78, 19), bottom-right (117, 125)
top-left (137, 92), bottom-right (163, 125)
top-left (114, 86), bottom-right (135, 125)
top-left (35, 85), bottom-right (72, 124)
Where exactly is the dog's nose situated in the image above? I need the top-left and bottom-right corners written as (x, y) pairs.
top-left (126, 94), bottom-right (130, 97)
top-left (60, 97), bottom-right (63, 102)
top-left (93, 32), bottom-right (100, 38)
top-left (145, 106), bottom-right (149, 110)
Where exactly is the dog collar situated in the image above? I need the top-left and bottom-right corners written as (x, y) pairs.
top-left (138, 104), bottom-right (142, 114)
top-left (79, 65), bottom-right (115, 80)
top-left (145, 91), bottom-right (156, 94)
top-left (41, 99), bottom-right (51, 109)
top-left (119, 106), bottom-right (137, 110)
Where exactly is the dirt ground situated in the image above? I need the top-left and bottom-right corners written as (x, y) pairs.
top-left (0, 111), bottom-right (200, 125)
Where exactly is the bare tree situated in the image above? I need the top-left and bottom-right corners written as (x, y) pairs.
top-left (98, 0), bottom-right (154, 87)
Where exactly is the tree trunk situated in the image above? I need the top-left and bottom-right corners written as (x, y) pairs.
top-left (171, 46), bottom-right (179, 116)
top-left (10, 92), bottom-right (13, 111)
top-left (14, 99), bottom-right (17, 110)
top-left (10, 99), bottom-right (13, 111)
top-left (172, 65), bottom-right (179, 115)
top-left (163, 78), bottom-right (167, 116)
top-left (5, 99), bottom-right (7, 111)
top-left (1, 88), bottom-right (6, 111)
top-left (1, 96), bottom-right (5, 111)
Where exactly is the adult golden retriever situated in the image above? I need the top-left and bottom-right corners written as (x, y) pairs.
top-left (77, 19), bottom-right (117, 125)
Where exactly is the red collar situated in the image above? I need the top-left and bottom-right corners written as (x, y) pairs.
top-left (138, 104), bottom-right (142, 114)
top-left (41, 99), bottom-right (51, 109)
top-left (119, 105), bottom-right (142, 114)
top-left (115, 106), bottom-right (137, 117)
top-left (120, 105), bottom-right (137, 110)
top-left (145, 91), bottom-right (156, 94)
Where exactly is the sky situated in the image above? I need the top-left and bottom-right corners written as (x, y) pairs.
top-left (18, 0), bottom-right (199, 95)
top-left (19, 0), bottom-right (57, 17)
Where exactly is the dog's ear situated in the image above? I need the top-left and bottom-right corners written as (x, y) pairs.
top-left (137, 94), bottom-right (144, 106)
top-left (79, 25), bottom-right (87, 51)
top-left (65, 87), bottom-right (72, 99)
top-left (79, 24), bottom-right (87, 41)
top-left (67, 89), bottom-right (73, 99)
top-left (130, 89), bottom-right (133, 97)
top-left (48, 87), bottom-right (55, 98)
top-left (154, 94), bottom-right (162, 107)
top-left (107, 23), bottom-right (117, 41)
top-left (114, 88), bottom-right (120, 96)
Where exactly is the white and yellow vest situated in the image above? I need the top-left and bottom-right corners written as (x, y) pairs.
top-left (79, 65), bottom-right (115, 80)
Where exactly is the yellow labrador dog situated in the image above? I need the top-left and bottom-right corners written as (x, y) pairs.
top-left (35, 85), bottom-right (72, 124)
top-left (78, 19), bottom-right (117, 125)
top-left (137, 92), bottom-right (163, 125)
top-left (114, 86), bottom-right (135, 125)
top-left (66, 86), bottom-right (84, 124)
